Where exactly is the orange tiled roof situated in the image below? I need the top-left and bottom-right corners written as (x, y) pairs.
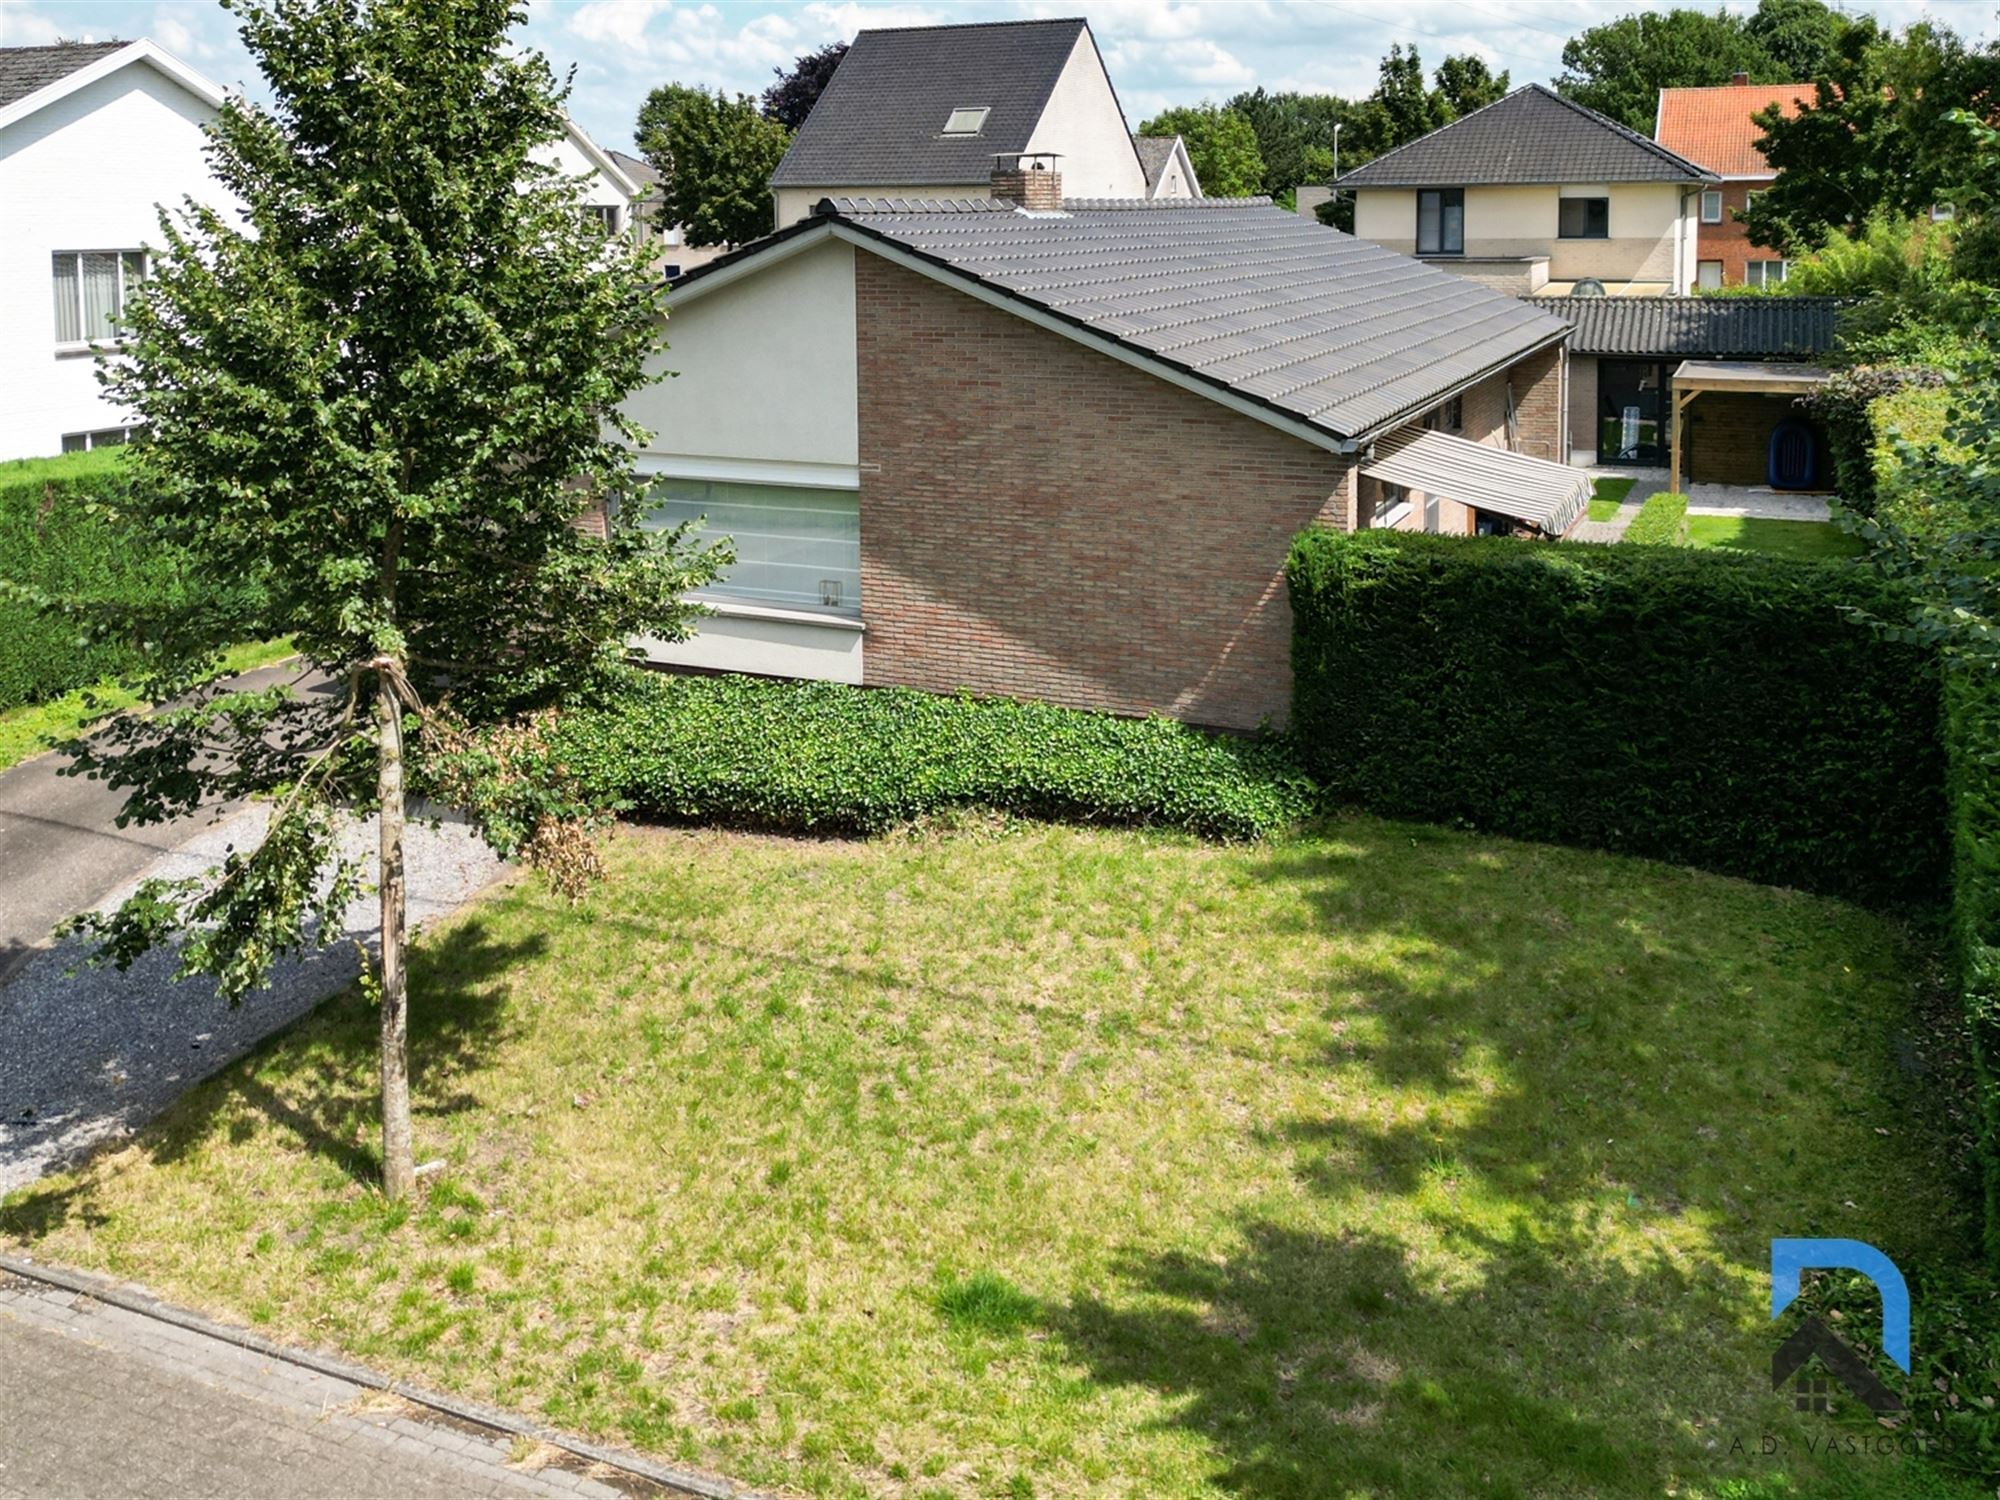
top-left (1656, 82), bottom-right (1817, 178)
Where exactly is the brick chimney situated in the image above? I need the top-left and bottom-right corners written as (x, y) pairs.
top-left (1732, 71), bottom-right (1751, 86)
top-left (991, 152), bottom-right (1063, 211)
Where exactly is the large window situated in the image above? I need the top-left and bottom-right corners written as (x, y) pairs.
top-left (1416, 189), bottom-right (1464, 256)
top-left (647, 477), bottom-right (860, 615)
top-left (52, 251), bottom-right (146, 346)
top-left (61, 426), bottom-right (139, 454)
top-left (1745, 258), bottom-right (1788, 287)
top-left (1700, 190), bottom-right (1723, 224)
top-left (1558, 196), bottom-right (1609, 239)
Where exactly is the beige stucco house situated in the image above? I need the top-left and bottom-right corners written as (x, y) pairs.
top-left (767, 17), bottom-right (1189, 229)
top-left (1337, 85), bottom-right (1717, 297)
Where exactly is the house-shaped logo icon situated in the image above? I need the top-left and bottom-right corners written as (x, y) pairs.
top-left (1770, 1315), bottom-right (1904, 1415)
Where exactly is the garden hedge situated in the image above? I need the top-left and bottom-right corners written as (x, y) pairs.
top-left (0, 451), bottom-right (225, 709)
top-left (1948, 674), bottom-right (2000, 1266)
top-left (1285, 529), bottom-right (1946, 906)
top-left (553, 671), bottom-right (1316, 841)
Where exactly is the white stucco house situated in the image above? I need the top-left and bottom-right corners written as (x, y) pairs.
top-left (0, 38), bottom-right (639, 463)
top-left (767, 17), bottom-right (1192, 228)
top-left (0, 40), bottom-right (228, 461)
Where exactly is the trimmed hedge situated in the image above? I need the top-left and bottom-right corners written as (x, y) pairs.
top-left (0, 451), bottom-right (195, 709)
top-left (1948, 673), bottom-right (2000, 1266)
top-left (553, 671), bottom-right (1317, 840)
top-left (1286, 529), bottom-right (1946, 906)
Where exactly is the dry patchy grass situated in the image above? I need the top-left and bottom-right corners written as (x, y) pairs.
top-left (0, 818), bottom-right (1974, 1498)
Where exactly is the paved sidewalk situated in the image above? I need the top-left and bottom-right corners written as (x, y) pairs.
top-left (0, 1269), bottom-right (671, 1500)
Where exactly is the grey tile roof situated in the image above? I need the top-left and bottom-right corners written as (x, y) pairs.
top-left (608, 148), bottom-right (657, 189)
top-left (807, 197), bottom-right (1573, 441)
top-left (1524, 295), bottom-right (1844, 358)
top-left (0, 41), bottom-right (127, 110)
top-left (769, 18), bottom-right (1092, 189)
top-left (1133, 134), bottom-right (1177, 192)
top-left (1335, 84), bottom-right (1716, 188)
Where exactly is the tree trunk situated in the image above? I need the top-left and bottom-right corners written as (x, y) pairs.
top-left (376, 667), bottom-right (415, 1201)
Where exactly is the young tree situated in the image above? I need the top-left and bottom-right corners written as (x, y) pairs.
top-left (1138, 104), bottom-right (1265, 198)
top-left (68, 0), bottom-right (719, 1199)
top-left (762, 41), bottom-right (847, 130)
top-left (1370, 43), bottom-right (1446, 148)
top-left (1745, 0), bottom-right (1852, 82)
top-left (1557, 9), bottom-right (1776, 131)
top-left (638, 85), bottom-right (789, 246)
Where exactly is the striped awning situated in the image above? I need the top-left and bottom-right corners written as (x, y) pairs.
top-left (1362, 427), bottom-right (1592, 536)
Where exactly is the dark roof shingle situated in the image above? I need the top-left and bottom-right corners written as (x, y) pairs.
top-left (1336, 84), bottom-right (1716, 188)
top-left (1523, 294), bottom-right (1843, 358)
top-left (0, 41), bottom-right (127, 110)
top-left (769, 18), bottom-right (1087, 189)
top-left (1133, 134), bottom-right (1178, 192)
top-left (796, 197), bottom-right (1572, 440)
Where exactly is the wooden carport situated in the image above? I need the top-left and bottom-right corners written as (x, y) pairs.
top-left (1667, 361), bottom-right (1832, 493)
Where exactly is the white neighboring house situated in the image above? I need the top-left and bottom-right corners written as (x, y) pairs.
top-left (607, 148), bottom-right (732, 280)
top-left (0, 40), bottom-right (228, 461)
top-left (0, 37), bottom-right (641, 462)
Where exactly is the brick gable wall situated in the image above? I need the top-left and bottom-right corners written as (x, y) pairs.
top-left (854, 252), bottom-right (1357, 730)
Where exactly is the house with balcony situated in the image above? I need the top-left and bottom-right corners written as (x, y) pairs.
top-left (1334, 84), bottom-right (1717, 297)
top-left (1655, 75), bottom-right (1815, 289)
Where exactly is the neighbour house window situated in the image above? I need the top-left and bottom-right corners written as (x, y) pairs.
top-left (1558, 197), bottom-right (1609, 239)
top-left (941, 106), bottom-right (990, 137)
top-left (52, 251), bottom-right (147, 346)
top-left (1416, 189), bottom-right (1464, 256)
top-left (1743, 190), bottom-right (1761, 217)
top-left (580, 205), bottom-right (621, 236)
top-left (1933, 203), bottom-right (1957, 222)
top-left (1697, 260), bottom-right (1723, 290)
top-left (1368, 481), bottom-right (1411, 530)
top-left (1745, 259), bottom-right (1788, 287)
top-left (60, 426), bottom-right (139, 454)
top-left (647, 477), bottom-right (861, 615)
top-left (1700, 190), bottom-right (1723, 224)
top-left (1424, 396), bottom-right (1463, 433)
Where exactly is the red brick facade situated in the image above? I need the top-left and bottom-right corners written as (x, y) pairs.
top-left (1697, 181), bottom-right (1785, 288)
top-left (855, 253), bottom-right (1355, 729)
top-left (852, 253), bottom-right (1569, 728)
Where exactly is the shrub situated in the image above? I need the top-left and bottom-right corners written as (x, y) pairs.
top-left (1798, 366), bottom-right (1947, 516)
top-left (551, 671), bottom-right (1316, 841)
top-left (0, 450), bottom-right (258, 710)
top-left (1622, 489), bottom-right (1687, 546)
top-left (1948, 674), bottom-right (2000, 1267)
top-left (1285, 530), bottom-right (1946, 906)
top-left (1874, 382), bottom-right (1970, 536)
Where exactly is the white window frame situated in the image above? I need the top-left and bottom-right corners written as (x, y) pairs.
top-left (1696, 260), bottom-right (1723, 290)
top-left (61, 425), bottom-right (139, 453)
top-left (941, 106), bottom-right (990, 137)
top-left (52, 249), bottom-right (147, 351)
top-left (1700, 190), bottom-right (1723, 224)
top-left (579, 204), bottom-right (621, 236)
top-left (1933, 203), bottom-right (1957, 223)
top-left (1745, 258), bottom-right (1788, 287)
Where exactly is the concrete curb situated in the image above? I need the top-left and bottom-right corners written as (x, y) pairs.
top-left (0, 1250), bottom-right (771, 1500)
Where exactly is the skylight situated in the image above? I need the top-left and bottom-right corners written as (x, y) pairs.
top-left (941, 106), bottom-right (990, 137)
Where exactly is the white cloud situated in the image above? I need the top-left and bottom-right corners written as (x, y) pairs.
top-left (0, 2), bottom-right (78, 45)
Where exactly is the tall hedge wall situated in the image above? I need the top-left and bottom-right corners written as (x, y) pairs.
top-left (1947, 674), bottom-right (2000, 1265)
top-left (0, 452), bottom-right (201, 709)
top-left (1286, 530), bottom-right (1946, 906)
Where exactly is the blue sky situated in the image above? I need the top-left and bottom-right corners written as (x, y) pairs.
top-left (1, 0), bottom-right (1988, 153)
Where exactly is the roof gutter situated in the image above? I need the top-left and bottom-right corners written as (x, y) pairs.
top-left (1347, 322), bottom-right (1573, 447)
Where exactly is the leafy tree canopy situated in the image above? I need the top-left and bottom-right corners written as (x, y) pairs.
top-left (1435, 54), bottom-right (1509, 119)
top-left (69, 0), bottom-right (719, 1197)
top-left (1139, 103), bottom-right (1265, 198)
top-left (1557, 7), bottom-right (1780, 131)
top-left (1746, 0), bottom-right (1852, 81)
top-left (637, 84), bottom-right (789, 246)
top-left (762, 41), bottom-right (847, 130)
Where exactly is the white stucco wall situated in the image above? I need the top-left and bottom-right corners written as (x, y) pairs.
top-left (1353, 182), bottom-right (1697, 288)
top-left (542, 126), bottom-right (632, 223)
top-left (0, 62), bottom-right (225, 460)
top-left (1023, 31), bottom-right (1147, 199)
top-left (623, 236), bottom-right (863, 680)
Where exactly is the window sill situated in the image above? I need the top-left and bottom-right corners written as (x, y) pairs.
top-left (696, 597), bottom-right (866, 633)
top-left (54, 340), bottom-right (128, 360)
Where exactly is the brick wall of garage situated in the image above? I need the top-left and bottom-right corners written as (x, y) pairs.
top-left (1684, 390), bottom-right (1823, 486)
top-left (853, 251), bottom-right (1357, 731)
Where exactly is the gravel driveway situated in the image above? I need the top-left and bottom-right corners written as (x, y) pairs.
top-left (0, 803), bottom-right (500, 1194)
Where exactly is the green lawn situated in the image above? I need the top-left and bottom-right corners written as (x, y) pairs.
top-left (1624, 490), bottom-right (1689, 546)
top-left (1686, 515), bottom-right (1866, 561)
top-left (0, 820), bottom-right (1977, 1499)
top-left (0, 639), bottom-right (297, 773)
top-left (1587, 475), bottom-right (1636, 522)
